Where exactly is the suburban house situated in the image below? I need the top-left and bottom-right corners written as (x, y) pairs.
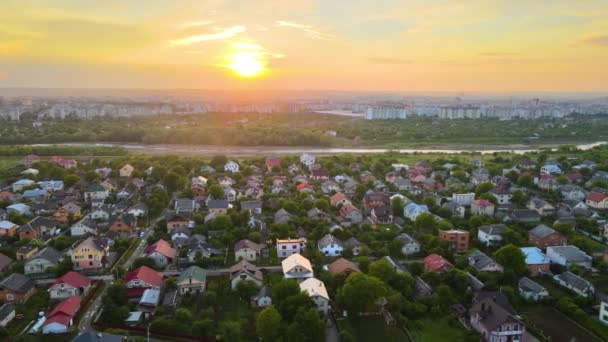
top-left (518, 277), bottom-right (549, 301)
top-left (300, 278), bottom-right (330, 314)
top-left (176, 266), bottom-right (206, 295)
top-left (363, 193), bottom-right (390, 210)
top-left (469, 292), bottom-right (525, 342)
top-left (240, 200), bottom-right (262, 215)
top-left (144, 239), bottom-right (176, 267)
top-left (18, 216), bottom-right (58, 240)
top-left (70, 237), bottom-right (110, 271)
top-left (282, 253), bottom-right (314, 281)
top-left (586, 192), bottom-right (608, 209)
top-left (12, 179), bottom-right (35, 192)
top-left (0, 253), bottom-right (13, 272)
top-left (340, 204), bottom-right (363, 224)
top-left (24, 247), bottom-right (62, 275)
top-left (528, 224), bottom-right (567, 249)
top-left (224, 161), bottom-right (240, 173)
top-left (119, 164), bottom-right (135, 177)
top-left (423, 254), bottom-right (454, 273)
top-left (490, 187), bottom-right (512, 205)
top-left (21, 154), bottom-right (41, 167)
top-left (125, 266), bottom-right (163, 298)
top-left (395, 233), bottom-right (421, 256)
top-left (234, 239), bottom-right (265, 262)
top-left (326, 258), bottom-right (361, 276)
top-left (471, 199), bottom-right (495, 216)
top-left (553, 271), bottom-right (594, 298)
top-left (0, 220), bottom-right (19, 237)
top-left (452, 193), bottom-right (475, 206)
top-left (70, 218), bottom-right (98, 237)
top-left (540, 164), bottom-right (562, 175)
top-left (404, 203), bottom-right (430, 221)
top-left (230, 260), bottom-right (263, 289)
top-left (527, 197), bottom-right (556, 217)
top-left (317, 234), bottom-right (344, 257)
top-left (109, 215), bottom-right (136, 236)
top-left (478, 224), bottom-right (507, 247)
top-left (0, 273), bottom-right (35, 304)
top-left (166, 212), bottom-right (190, 232)
top-left (330, 192), bottom-right (351, 208)
top-left (599, 294), bottom-right (608, 325)
top-left (546, 245), bottom-right (592, 269)
top-left (300, 153), bottom-right (316, 167)
top-left (468, 250), bottom-right (503, 272)
top-left (343, 237), bottom-right (365, 256)
top-left (53, 202), bottom-right (82, 224)
top-left (369, 206), bottom-right (393, 224)
top-left (520, 247), bottom-right (551, 276)
top-left (252, 285), bottom-right (272, 308)
top-left (438, 229), bottom-right (470, 253)
top-left (48, 271), bottom-right (93, 300)
top-left (84, 184), bottom-right (109, 202)
top-left (16, 245), bottom-right (39, 261)
top-left (276, 237), bottom-right (306, 258)
top-left (42, 296), bottom-right (81, 334)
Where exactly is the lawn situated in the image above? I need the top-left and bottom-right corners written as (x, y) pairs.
top-left (8, 290), bottom-right (50, 335)
top-left (337, 316), bottom-right (411, 342)
top-left (520, 305), bottom-right (603, 342)
top-left (0, 157), bottom-right (19, 169)
top-left (408, 318), bottom-right (478, 342)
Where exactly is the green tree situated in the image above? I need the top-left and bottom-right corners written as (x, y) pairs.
top-left (207, 184), bottom-right (224, 199)
top-left (175, 307), bottom-right (193, 322)
top-left (475, 182), bottom-right (493, 196)
top-left (219, 320), bottom-right (242, 342)
top-left (272, 279), bottom-right (300, 306)
top-left (494, 244), bottom-right (526, 275)
top-left (368, 259), bottom-right (396, 283)
top-left (391, 197), bottom-right (404, 217)
top-left (286, 308), bottom-right (325, 342)
top-left (256, 305), bottom-right (282, 341)
top-left (337, 273), bottom-right (387, 314)
top-left (63, 174), bottom-right (80, 187)
top-left (235, 280), bottom-right (259, 300)
top-left (132, 257), bottom-right (158, 270)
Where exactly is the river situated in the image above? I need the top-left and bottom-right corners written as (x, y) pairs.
top-left (31, 141), bottom-right (607, 156)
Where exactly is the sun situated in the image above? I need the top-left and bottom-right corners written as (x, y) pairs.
top-left (228, 51), bottom-right (265, 78)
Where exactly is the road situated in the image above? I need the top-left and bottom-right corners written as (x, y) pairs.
top-left (78, 228), bottom-right (152, 333)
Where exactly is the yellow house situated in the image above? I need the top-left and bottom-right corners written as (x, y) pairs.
top-left (53, 203), bottom-right (82, 224)
top-left (71, 237), bottom-right (109, 270)
top-left (100, 180), bottom-right (117, 192)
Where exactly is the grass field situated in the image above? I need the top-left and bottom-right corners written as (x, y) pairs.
top-left (0, 157), bottom-right (19, 169)
top-left (521, 305), bottom-right (603, 342)
top-left (408, 318), bottom-right (478, 342)
top-left (337, 316), bottom-right (412, 342)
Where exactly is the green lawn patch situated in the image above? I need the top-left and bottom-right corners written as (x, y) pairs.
top-left (409, 318), bottom-right (478, 342)
top-left (8, 290), bottom-right (50, 335)
top-left (520, 305), bottom-right (603, 342)
top-left (337, 316), bottom-right (411, 342)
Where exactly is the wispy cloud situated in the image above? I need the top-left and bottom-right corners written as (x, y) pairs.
top-left (368, 57), bottom-right (412, 65)
top-left (584, 35), bottom-right (608, 46)
top-left (178, 20), bottom-right (214, 29)
top-left (478, 52), bottom-right (520, 57)
top-left (275, 20), bottom-right (334, 40)
top-left (169, 25), bottom-right (245, 46)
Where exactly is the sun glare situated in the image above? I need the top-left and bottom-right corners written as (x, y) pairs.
top-left (228, 51), bottom-right (265, 78)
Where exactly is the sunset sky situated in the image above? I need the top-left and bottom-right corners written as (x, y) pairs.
top-left (1, 0), bottom-right (608, 92)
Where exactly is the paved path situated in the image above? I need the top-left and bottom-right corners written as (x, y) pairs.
top-left (325, 314), bottom-right (340, 342)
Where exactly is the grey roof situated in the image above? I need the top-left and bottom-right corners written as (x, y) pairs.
top-left (0, 253), bottom-right (13, 270)
top-left (479, 224), bottom-right (507, 236)
top-left (240, 200), bottom-right (262, 211)
top-left (470, 292), bottom-right (521, 332)
top-left (547, 245), bottom-right (591, 263)
top-left (529, 224), bottom-right (558, 239)
top-left (468, 250), bottom-right (499, 271)
top-left (518, 277), bottom-right (547, 294)
top-left (255, 285), bottom-right (272, 299)
top-left (30, 247), bottom-right (62, 263)
top-left (175, 198), bottom-right (196, 211)
top-left (177, 265), bottom-right (207, 283)
top-left (554, 271), bottom-right (593, 293)
top-left (0, 303), bottom-right (15, 321)
top-left (0, 273), bottom-right (35, 293)
top-left (467, 272), bottom-right (485, 291)
top-left (207, 199), bottom-right (229, 209)
top-left (396, 233), bottom-right (419, 245)
top-left (343, 237), bottom-right (363, 249)
top-left (318, 234), bottom-right (343, 249)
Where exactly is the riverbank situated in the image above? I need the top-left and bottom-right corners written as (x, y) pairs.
top-left (27, 141), bottom-right (607, 157)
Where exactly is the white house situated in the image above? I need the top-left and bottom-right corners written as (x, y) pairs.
top-left (478, 224), bottom-right (507, 247)
top-left (546, 246), bottom-right (592, 269)
top-left (599, 295), bottom-right (608, 325)
top-left (540, 164), bottom-right (562, 175)
top-left (70, 219), bottom-right (97, 237)
top-left (395, 233), bottom-right (420, 256)
top-left (224, 161), bottom-right (240, 173)
top-left (317, 234), bottom-right (343, 257)
top-left (282, 253), bottom-right (313, 281)
top-left (48, 271), bottom-right (93, 300)
top-left (0, 303), bottom-right (15, 327)
top-left (300, 153), bottom-right (316, 168)
top-left (12, 179), bottom-right (35, 192)
top-left (452, 193), bottom-right (475, 206)
top-left (276, 238), bottom-right (306, 258)
top-left (299, 278), bottom-right (329, 314)
top-left (252, 286), bottom-right (272, 308)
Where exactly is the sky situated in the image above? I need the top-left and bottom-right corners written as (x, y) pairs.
top-left (1, 0), bottom-right (608, 92)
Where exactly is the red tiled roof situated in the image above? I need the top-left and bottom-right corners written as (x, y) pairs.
top-left (423, 254), bottom-right (453, 272)
top-left (43, 296), bottom-right (80, 327)
top-left (125, 266), bottom-right (163, 287)
top-left (265, 159), bottom-right (281, 168)
top-left (51, 271), bottom-right (92, 289)
top-left (473, 199), bottom-right (494, 207)
top-left (296, 183), bottom-right (313, 191)
top-left (144, 239), bottom-right (176, 259)
top-left (0, 192), bottom-right (15, 199)
top-left (587, 192), bottom-right (608, 202)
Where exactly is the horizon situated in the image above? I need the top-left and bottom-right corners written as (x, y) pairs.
top-left (1, 1), bottom-right (608, 92)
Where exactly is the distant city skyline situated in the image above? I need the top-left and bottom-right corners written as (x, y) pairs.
top-left (1, 1), bottom-right (608, 92)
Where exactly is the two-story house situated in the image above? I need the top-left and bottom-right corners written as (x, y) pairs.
top-left (282, 253), bottom-right (313, 282)
top-left (70, 237), bottom-right (110, 271)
